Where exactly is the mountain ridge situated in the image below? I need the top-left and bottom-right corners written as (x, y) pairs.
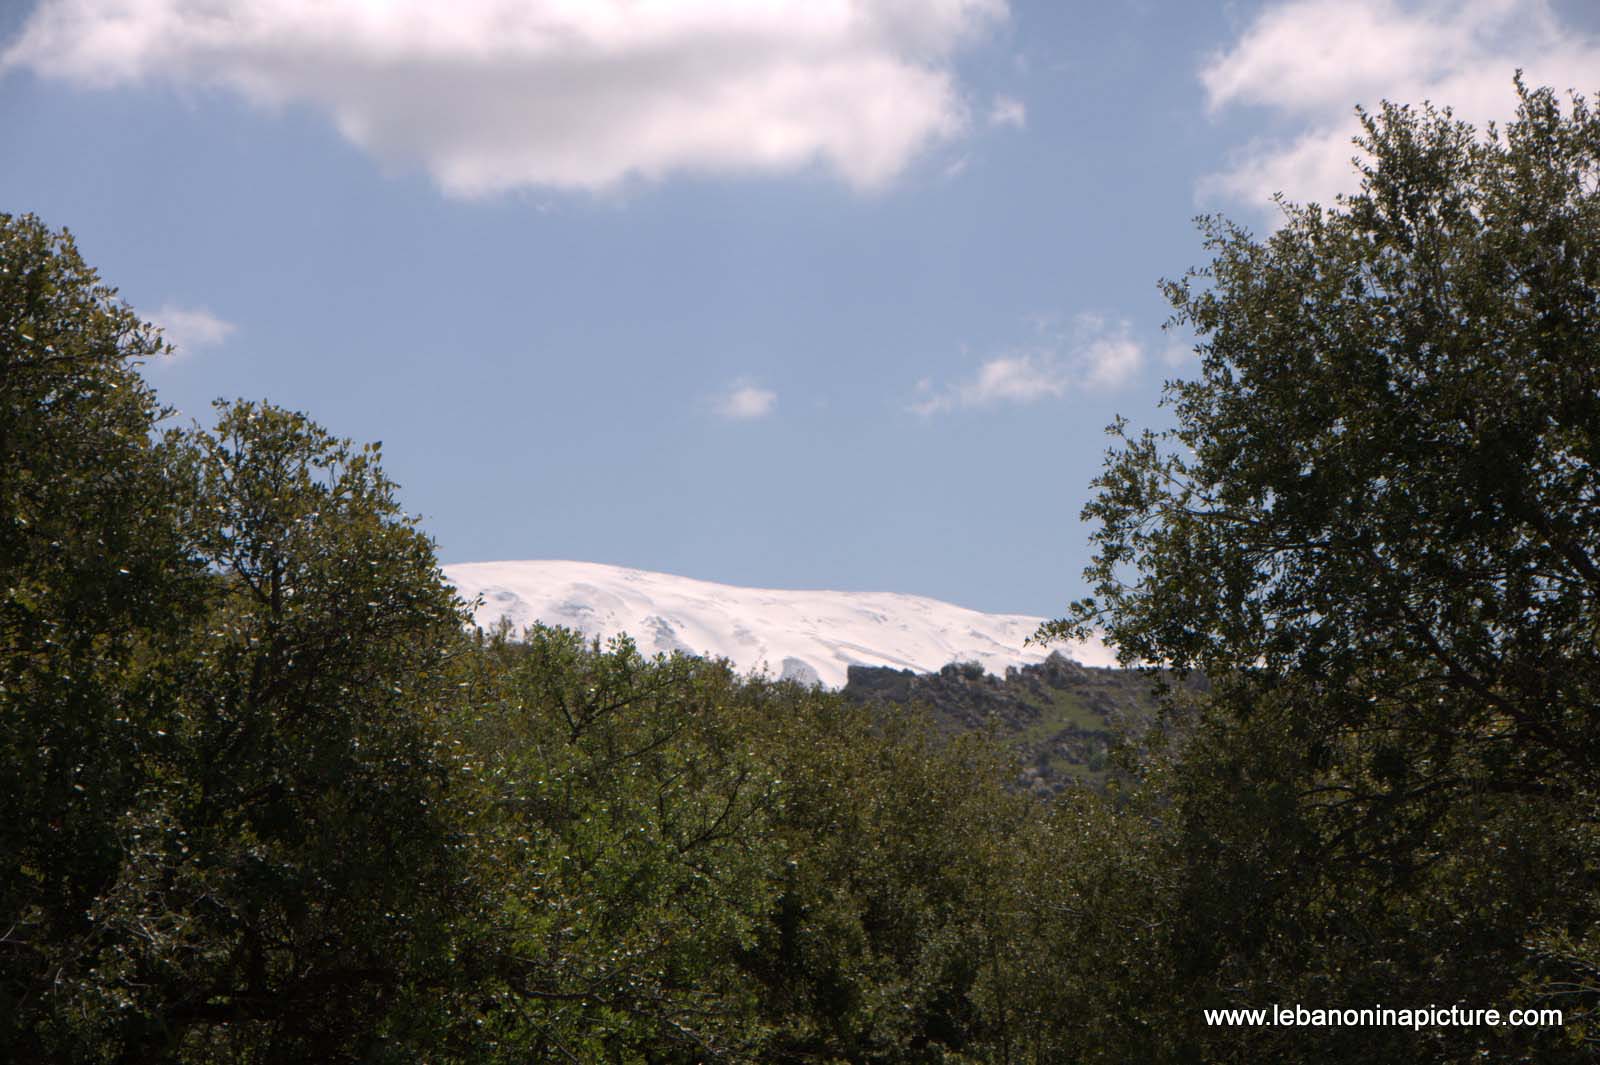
top-left (443, 559), bottom-right (1115, 689)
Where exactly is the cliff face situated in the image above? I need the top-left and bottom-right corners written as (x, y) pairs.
top-left (842, 652), bottom-right (1178, 794)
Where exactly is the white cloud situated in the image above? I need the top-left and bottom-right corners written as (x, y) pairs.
top-left (149, 304), bottom-right (235, 360)
top-left (2, 0), bottom-right (1008, 197)
top-left (1199, 0), bottom-right (1600, 211)
top-left (715, 382), bottom-right (777, 421)
top-left (911, 313), bottom-right (1142, 415)
top-left (988, 93), bottom-right (1026, 128)
top-left (1073, 312), bottom-right (1143, 390)
top-left (912, 353), bottom-right (1066, 414)
top-left (1161, 337), bottom-right (1197, 368)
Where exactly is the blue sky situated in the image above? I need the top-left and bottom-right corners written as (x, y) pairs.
top-left (3, 0), bottom-right (1597, 615)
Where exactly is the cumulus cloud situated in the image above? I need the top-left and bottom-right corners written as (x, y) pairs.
top-left (2, 0), bottom-right (1008, 197)
top-left (911, 313), bottom-right (1142, 416)
top-left (1199, 0), bottom-right (1600, 211)
top-left (988, 94), bottom-right (1026, 128)
top-left (148, 304), bottom-right (235, 360)
top-left (715, 382), bottom-right (777, 421)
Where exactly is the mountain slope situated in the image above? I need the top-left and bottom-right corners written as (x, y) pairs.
top-left (843, 655), bottom-right (1173, 793)
top-left (443, 560), bottom-right (1114, 689)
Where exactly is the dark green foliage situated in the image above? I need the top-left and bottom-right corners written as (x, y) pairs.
top-left (451, 626), bottom-right (786, 1060)
top-left (740, 685), bottom-right (1032, 1062)
top-left (0, 215), bottom-right (205, 1060)
top-left (452, 627), bottom-right (1043, 1063)
top-left (0, 214), bottom-right (477, 1059)
top-left (93, 401), bottom-right (473, 1061)
top-left (843, 653), bottom-right (1167, 792)
top-left (1045, 80), bottom-right (1600, 1061)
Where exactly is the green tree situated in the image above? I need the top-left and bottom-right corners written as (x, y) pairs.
top-left (1046, 81), bottom-right (1600, 1060)
top-left (738, 683), bottom-right (1034, 1063)
top-left (454, 626), bottom-right (785, 1061)
top-left (0, 214), bottom-right (207, 1060)
top-left (86, 400), bottom-right (477, 1061)
top-left (0, 216), bottom-right (482, 1060)
top-left (455, 626), bottom-right (1036, 1064)
top-left (453, 624), bottom-right (1047, 1064)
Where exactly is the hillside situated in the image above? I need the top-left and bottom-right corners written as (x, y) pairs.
top-left (843, 652), bottom-right (1173, 793)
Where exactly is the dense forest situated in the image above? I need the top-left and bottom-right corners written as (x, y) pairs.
top-left (3, 83), bottom-right (1597, 1062)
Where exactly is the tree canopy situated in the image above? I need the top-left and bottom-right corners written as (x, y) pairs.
top-left (1044, 80), bottom-right (1600, 1060)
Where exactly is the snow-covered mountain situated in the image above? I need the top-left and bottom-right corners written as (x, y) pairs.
top-left (442, 560), bottom-right (1115, 689)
